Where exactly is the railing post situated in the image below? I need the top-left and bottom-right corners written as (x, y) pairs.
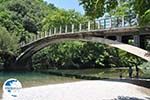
top-left (44, 31), bottom-right (47, 37)
top-left (33, 35), bottom-right (36, 41)
top-left (71, 24), bottom-right (74, 33)
top-left (109, 17), bottom-right (112, 28)
top-left (31, 35), bottom-right (34, 41)
top-left (65, 25), bottom-right (68, 33)
top-left (88, 21), bottom-right (91, 31)
top-left (54, 27), bottom-right (56, 34)
top-left (46, 31), bottom-right (48, 37)
top-left (47, 31), bottom-right (49, 36)
top-left (35, 35), bottom-right (37, 41)
top-left (104, 19), bottom-right (106, 29)
top-left (35, 34), bottom-right (37, 40)
top-left (122, 16), bottom-right (125, 27)
top-left (36, 32), bottom-right (41, 40)
top-left (51, 28), bottom-right (54, 34)
top-left (93, 20), bottom-right (96, 30)
top-left (48, 29), bottom-right (51, 36)
top-left (59, 26), bottom-right (62, 34)
top-left (38, 33), bottom-right (40, 39)
top-left (39, 32), bottom-right (41, 38)
top-left (33, 35), bottom-right (35, 41)
top-left (136, 14), bottom-right (139, 26)
top-left (129, 16), bottom-right (132, 26)
top-left (116, 17), bottom-right (119, 27)
top-left (98, 20), bottom-right (100, 29)
top-left (40, 32), bottom-right (42, 38)
top-left (79, 23), bottom-right (82, 32)
top-left (41, 32), bottom-right (43, 38)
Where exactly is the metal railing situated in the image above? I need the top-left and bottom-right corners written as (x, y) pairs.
top-left (20, 16), bottom-right (138, 46)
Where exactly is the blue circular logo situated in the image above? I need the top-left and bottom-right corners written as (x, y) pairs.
top-left (3, 78), bottom-right (22, 97)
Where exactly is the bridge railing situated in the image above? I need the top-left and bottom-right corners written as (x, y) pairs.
top-left (20, 16), bottom-right (138, 46)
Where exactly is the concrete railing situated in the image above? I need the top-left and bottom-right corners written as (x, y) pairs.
top-left (20, 16), bottom-right (138, 46)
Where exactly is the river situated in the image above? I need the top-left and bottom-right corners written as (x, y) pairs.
top-left (0, 70), bottom-right (150, 100)
top-left (0, 71), bottom-right (80, 98)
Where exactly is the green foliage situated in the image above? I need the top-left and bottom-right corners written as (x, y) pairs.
top-left (0, 26), bottom-right (18, 69)
top-left (42, 9), bottom-right (89, 31)
top-left (0, 0), bottom-right (57, 43)
top-left (0, 26), bottom-right (18, 53)
top-left (134, 0), bottom-right (150, 17)
top-left (0, 0), bottom-right (58, 68)
top-left (140, 10), bottom-right (150, 26)
top-left (110, 0), bottom-right (135, 17)
top-left (32, 41), bottom-right (144, 70)
top-left (140, 62), bottom-right (150, 68)
top-left (79, 0), bottom-right (118, 18)
top-left (79, 0), bottom-right (150, 26)
top-left (134, 0), bottom-right (150, 26)
top-left (139, 62), bottom-right (150, 78)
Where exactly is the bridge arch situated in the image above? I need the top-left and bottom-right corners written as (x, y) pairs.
top-left (15, 31), bottom-right (150, 70)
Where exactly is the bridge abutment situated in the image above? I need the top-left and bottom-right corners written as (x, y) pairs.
top-left (133, 35), bottom-right (140, 47)
top-left (140, 35), bottom-right (150, 49)
top-left (116, 36), bottom-right (122, 42)
top-left (13, 57), bottom-right (33, 71)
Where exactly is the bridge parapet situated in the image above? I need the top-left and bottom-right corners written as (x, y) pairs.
top-left (20, 16), bottom-right (138, 47)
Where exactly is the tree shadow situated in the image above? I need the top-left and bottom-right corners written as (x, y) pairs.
top-left (145, 97), bottom-right (150, 100)
top-left (113, 96), bottom-right (146, 100)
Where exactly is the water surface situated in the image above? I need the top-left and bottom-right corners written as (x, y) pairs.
top-left (0, 71), bottom-right (80, 98)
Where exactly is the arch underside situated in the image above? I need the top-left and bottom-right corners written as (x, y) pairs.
top-left (17, 33), bottom-right (150, 64)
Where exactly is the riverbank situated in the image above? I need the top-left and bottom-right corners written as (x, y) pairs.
top-left (2, 80), bottom-right (150, 100)
top-left (42, 68), bottom-right (150, 79)
top-left (40, 68), bottom-right (150, 88)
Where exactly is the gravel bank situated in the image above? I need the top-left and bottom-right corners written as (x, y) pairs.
top-left (2, 80), bottom-right (150, 100)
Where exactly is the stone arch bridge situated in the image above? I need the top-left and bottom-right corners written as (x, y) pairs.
top-left (13, 16), bottom-right (150, 70)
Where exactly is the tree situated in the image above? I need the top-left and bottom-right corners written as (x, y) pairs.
top-left (0, 26), bottom-right (19, 69)
top-left (42, 9), bottom-right (89, 31)
top-left (0, 0), bottom-right (57, 43)
top-left (79, 0), bottom-right (118, 19)
top-left (140, 10), bottom-right (150, 26)
top-left (79, 0), bottom-right (150, 25)
top-left (134, 0), bottom-right (150, 26)
top-left (134, 0), bottom-right (150, 17)
top-left (0, 26), bottom-right (18, 53)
